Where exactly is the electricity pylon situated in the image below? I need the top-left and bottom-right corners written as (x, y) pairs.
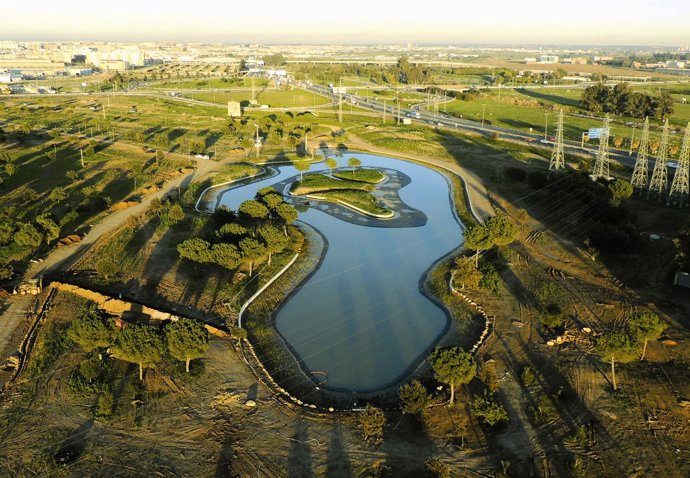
top-left (648, 119), bottom-right (670, 198)
top-left (669, 122), bottom-right (690, 206)
top-left (592, 115), bottom-right (611, 180)
top-left (549, 109), bottom-right (565, 172)
top-left (630, 117), bottom-right (650, 191)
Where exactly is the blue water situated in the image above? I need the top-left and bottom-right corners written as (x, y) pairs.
top-left (218, 153), bottom-right (463, 391)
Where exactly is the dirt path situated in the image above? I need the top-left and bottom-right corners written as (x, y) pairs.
top-left (26, 155), bottom-right (228, 280)
top-left (343, 132), bottom-right (495, 222)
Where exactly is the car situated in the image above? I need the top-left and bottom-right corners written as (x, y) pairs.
top-left (668, 161), bottom-right (678, 169)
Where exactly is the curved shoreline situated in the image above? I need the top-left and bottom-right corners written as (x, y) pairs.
top-left (199, 154), bottom-right (487, 409)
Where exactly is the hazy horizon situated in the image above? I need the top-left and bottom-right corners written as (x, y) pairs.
top-left (2, 0), bottom-right (689, 46)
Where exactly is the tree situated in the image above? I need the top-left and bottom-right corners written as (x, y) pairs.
top-left (472, 393), bottom-right (509, 426)
top-left (535, 281), bottom-right (559, 309)
top-left (167, 204), bottom-right (185, 224)
top-left (629, 311), bottom-right (667, 360)
top-left (274, 203), bottom-right (298, 236)
top-left (454, 256), bottom-right (482, 289)
top-left (539, 303), bottom-right (565, 329)
top-left (358, 405), bottom-right (386, 443)
top-left (399, 380), bottom-right (430, 416)
top-left (485, 215), bottom-right (517, 246)
top-left (294, 160), bottom-right (310, 181)
top-left (67, 305), bottom-right (115, 355)
top-left (239, 237), bottom-right (266, 275)
top-left (347, 157), bottom-right (362, 177)
top-left (49, 187), bottom-right (68, 203)
top-left (217, 222), bottom-right (248, 240)
top-left (325, 158), bottom-right (337, 177)
top-left (608, 179), bottom-right (633, 206)
top-left (114, 324), bottom-right (165, 381)
top-left (261, 193), bottom-right (284, 211)
top-left (178, 238), bottom-right (213, 263)
top-left (258, 224), bottom-right (289, 265)
top-left (95, 255), bottom-right (119, 281)
top-left (596, 331), bottom-right (638, 390)
top-left (14, 223), bottom-right (43, 248)
top-left (36, 215), bottom-right (60, 243)
top-left (165, 318), bottom-right (209, 372)
top-left (238, 200), bottom-right (269, 221)
top-left (211, 243), bottom-right (242, 270)
top-left (463, 224), bottom-right (493, 266)
top-left (430, 347), bottom-right (476, 405)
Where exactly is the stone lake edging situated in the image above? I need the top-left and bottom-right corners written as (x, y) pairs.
top-left (449, 271), bottom-right (493, 355)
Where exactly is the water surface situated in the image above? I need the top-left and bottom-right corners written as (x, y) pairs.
top-left (218, 153), bottom-right (463, 391)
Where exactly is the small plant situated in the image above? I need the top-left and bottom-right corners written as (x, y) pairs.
top-left (472, 393), bottom-right (509, 427)
top-left (425, 456), bottom-right (451, 478)
top-left (520, 365), bottom-right (537, 386)
top-left (358, 405), bottom-right (386, 443)
top-left (96, 388), bottom-right (114, 419)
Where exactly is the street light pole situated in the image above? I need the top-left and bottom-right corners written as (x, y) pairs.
top-left (544, 112), bottom-right (548, 141)
top-left (481, 104), bottom-right (486, 130)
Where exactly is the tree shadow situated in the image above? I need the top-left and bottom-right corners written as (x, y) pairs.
top-left (287, 420), bottom-right (314, 478)
top-left (326, 423), bottom-right (353, 478)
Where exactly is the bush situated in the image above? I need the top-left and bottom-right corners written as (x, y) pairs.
top-left (358, 405), bottom-right (386, 443)
top-left (425, 456), bottom-right (451, 478)
top-left (472, 393), bottom-right (509, 426)
top-left (399, 380), bottom-right (430, 416)
top-left (96, 389), bottom-right (114, 419)
top-left (521, 365), bottom-right (537, 386)
top-left (540, 303), bottom-right (565, 329)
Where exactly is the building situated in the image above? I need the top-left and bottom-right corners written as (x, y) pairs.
top-left (227, 101), bottom-right (242, 118)
top-left (523, 57), bottom-right (537, 64)
top-left (666, 60), bottom-right (686, 69)
top-left (100, 59), bottom-right (127, 72)
top-left (539, 55), bottom-right (559, 64)
top-left (66, 67), bottom-right (92, 76)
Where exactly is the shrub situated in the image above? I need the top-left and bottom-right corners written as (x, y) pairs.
top-left (425, 456), bottom-right (451, 478)
top-left (472, 393), bottom-right (509, 426)
top-left (521, 365), bottom-right (537, 386)
top-left (399, 380), bottom-right (430, 416)
top-left (358, 405), bottom-right (386, 443)
top-left (96, 389), bottom-right (114, 419)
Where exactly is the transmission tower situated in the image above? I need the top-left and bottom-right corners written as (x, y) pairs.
top-left (648, 119), bottom-right (671, 198)
top-left (630, 117), bottom-right (650, 191)
top-left (669, 122), bottom-right (690, 206)
top-left (592, 115), bottom-right (611, 180)
top-left (549, 109), bottom-right (565, 172)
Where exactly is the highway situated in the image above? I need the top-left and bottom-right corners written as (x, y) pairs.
top-left (299, 82), bottom-right (653, 171)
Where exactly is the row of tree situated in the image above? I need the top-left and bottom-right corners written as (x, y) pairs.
top-left (581, 83), bottom-right (674, 120)
top-left (177, 187), bottom-right (298, 275)
top-left (358, 346), bottom-right (508, 447)
top-left (68, 305), bottom-right (210, 379)
top-left (596, 311), bottom-right (667, 390)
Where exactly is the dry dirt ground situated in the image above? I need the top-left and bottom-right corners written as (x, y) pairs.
top-left (1, 138), bottom-right (689, 477)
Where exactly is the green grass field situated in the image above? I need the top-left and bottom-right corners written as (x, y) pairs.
top-left (186, 88), bottom-right (327, 107)
top-left (313, 189), bottom-right (392, 217)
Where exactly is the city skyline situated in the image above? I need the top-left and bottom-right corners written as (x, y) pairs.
top-left (2, 0), bottom-right (689, 46)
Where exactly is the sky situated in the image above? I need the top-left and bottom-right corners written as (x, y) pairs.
top-left (2, 0), bottom-right (689, 46)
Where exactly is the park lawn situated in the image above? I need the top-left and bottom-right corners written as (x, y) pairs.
top-left (187, 88), bottom-right (327, 107)
top-left (290, 173), bottom-right (374, 195)
top-left (312, 189), bottom-right (392, 217)
top-left (211, 162), bottom-right (263, 185)
top-left (149, 77), bottom-right (269, 90)
top-left (333, 168), bottom-right (385, 184)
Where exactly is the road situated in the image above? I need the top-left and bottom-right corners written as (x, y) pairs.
top-left (300, 83), bottom-right (660, 172)
top-left (0, 154), bottom-right (231, 372)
